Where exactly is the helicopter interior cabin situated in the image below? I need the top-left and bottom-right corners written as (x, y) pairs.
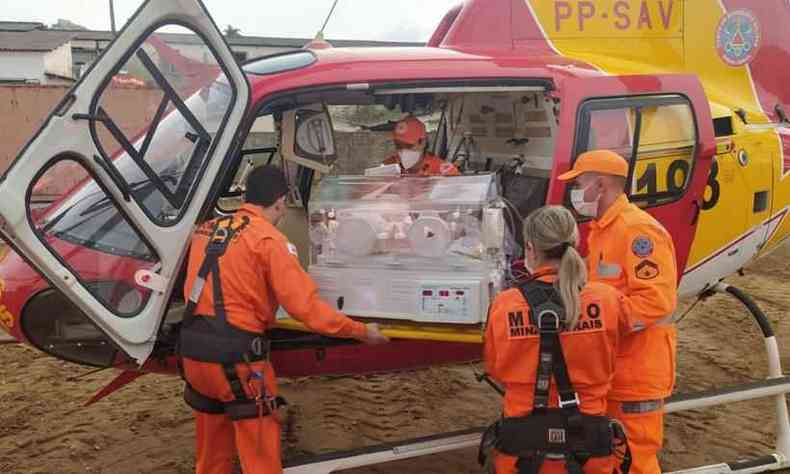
top-left (198, 83), bottom-right (566, 329)
top-left (220, 84), bottom-right (561, 261)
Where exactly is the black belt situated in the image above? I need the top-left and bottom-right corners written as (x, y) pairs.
top-left (179, 315), bottom-right (270, 364)
top-left (184, 383), bottom-right (287, 421)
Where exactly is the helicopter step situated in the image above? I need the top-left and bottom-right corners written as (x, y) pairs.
top-left (285, 283), bottom-right (790, 474)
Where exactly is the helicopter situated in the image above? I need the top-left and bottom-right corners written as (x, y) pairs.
top-left (0, 0), bottom-right (788, 429)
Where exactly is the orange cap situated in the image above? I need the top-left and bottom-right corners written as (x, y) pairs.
top-left (392, 116), bottom-right (427, 146)
top-left (557, 149), bottom-right (629, 181)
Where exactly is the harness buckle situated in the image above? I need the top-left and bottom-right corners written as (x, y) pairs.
top-left (558, 393), bottom-right (580, 409)
top-left (211, 226), bottom-right (230, 243)
top-left (538, 310), bottom-right (561, 332)
top-left (250, 337), bottom-right (271, 359)
top-left (264, 394), bottom-right (278, 414)
top-left (207, 227), bottom-right (231, 253)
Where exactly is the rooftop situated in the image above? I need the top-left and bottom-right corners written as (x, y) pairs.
top-left (0, 30), bottom-right (76, 52)
top-left (0, 21), bottom-right (422, 51)
top-left (0, 21), bottom-right (45, 32)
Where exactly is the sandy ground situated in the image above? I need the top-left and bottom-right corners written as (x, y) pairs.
top-left (2, 244), bottom-right (790, 473)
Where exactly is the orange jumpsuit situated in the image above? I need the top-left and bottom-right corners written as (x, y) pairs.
top-left (182, 203), bottom-right (367, 474)
top-left (587, 194), bottom-right (678, 474)
top-left (383, 152), bottom-right (460, 176)
top-left (484, 268), bottom-right (628, 474)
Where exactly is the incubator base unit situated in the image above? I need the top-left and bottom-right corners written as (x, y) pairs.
top-left (308, 174), bottom-right (506, 324)
top-left (311, 267), bottom-right (490, 324)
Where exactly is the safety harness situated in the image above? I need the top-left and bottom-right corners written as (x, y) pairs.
top-left (480, 280), bottom-right (631, 474)
top-left (178, 216), bottom-right (287, 421)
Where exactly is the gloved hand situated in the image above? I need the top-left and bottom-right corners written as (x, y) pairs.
top-left (362, 323), bottom-right (390, 345)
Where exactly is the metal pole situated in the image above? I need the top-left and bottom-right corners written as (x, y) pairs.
top-left (109, 0), bottom-right (117, 35)
top-left (714, 283), bottom-right (790, 458)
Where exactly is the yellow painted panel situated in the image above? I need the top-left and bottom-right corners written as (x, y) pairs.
top-left (275, 317), bottom-right (484, 344)
top-left (532, 0), bottom-right (683, 38)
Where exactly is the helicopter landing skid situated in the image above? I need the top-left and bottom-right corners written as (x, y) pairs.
top-left (284, 283), bottom-right (790, 474)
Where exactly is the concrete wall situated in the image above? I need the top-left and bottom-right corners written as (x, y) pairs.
top-left (0, 85), bottom-right (165, 175)
top-left (43, 42), bottom-right (73, 79)
top-left (0, 52), bottom-right (45, 82)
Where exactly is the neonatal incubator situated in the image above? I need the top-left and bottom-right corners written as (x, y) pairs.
top-left (307, 174), bottom-right (507, 324)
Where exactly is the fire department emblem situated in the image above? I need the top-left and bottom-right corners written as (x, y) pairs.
top-left (632, 236), bottom-right (654, 258)
top-left (716, 9), bottom-right (761, 67)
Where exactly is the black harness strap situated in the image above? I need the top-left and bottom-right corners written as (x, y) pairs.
top-left (521, 281), bottom-right (584, 474)
top-left (182, 216), bottom-right (250, 327)
top-left (184, 382), bottom-right (288, 421)
top-left (520, 282), bottom-right (580, 414)
top-left (179, 216), bottom-right (287, 420)
top-left (479, 279), bottom-right (632, 473)
top-left (223, 362), bottom-right (248, 401)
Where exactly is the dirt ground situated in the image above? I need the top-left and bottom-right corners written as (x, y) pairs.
top-left (2, 244), bottom-right (790, 473)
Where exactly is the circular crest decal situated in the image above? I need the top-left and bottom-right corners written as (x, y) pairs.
top-left (632, 236), bottom-right (654, 258)
top-left (716, 9), bottom-right (761, 67)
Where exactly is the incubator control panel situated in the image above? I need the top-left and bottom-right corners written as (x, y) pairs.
top-left (418, 284), bottom-right (473, 322)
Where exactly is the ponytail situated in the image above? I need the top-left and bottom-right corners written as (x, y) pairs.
top-left (522, 206), bottom-right (588, 329)
top-left (557, 244), bottom-right (586, 330)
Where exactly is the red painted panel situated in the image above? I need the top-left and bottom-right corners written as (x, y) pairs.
top-left (136, 340), bottom-right (482, 379)
top-left (721, 0), bottom-right (790, 122)
top-left (780, 127), bottom-right (790, 176)
top-left (548, 74), bottom-right (716, 276)
top-left (438, 0), bottom-right (514, 51)
top-left (270, 340), bottom-right (482, 378)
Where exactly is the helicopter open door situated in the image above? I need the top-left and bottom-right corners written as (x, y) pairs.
top-left (550, 74), bottom-right (716, 275)
top-left (0, 0), bottom-right (250, 364)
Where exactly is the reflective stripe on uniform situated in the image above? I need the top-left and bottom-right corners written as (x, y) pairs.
top-left (597, 261), bottom-right (622, 278)
top-left (621, 399), bottom-right (663, 414)
top-left (189, 277), bottom-right (206, 304)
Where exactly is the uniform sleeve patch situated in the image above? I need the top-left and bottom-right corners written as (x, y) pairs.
top-left (635, 260), bottom-right (659, 280)
top-left (631, 236), bottom-right (654, 257)
top-left (286, 242), bottom-right (299, 257)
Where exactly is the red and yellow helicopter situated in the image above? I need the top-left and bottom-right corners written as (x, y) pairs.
top-left (0, 0), bottom-right (788, 410)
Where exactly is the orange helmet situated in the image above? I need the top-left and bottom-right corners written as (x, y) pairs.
top-left (392, 116), bottom-right (427, 146)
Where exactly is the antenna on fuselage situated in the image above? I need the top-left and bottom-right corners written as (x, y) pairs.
top-left (304, 0), bottom-right (340, 50)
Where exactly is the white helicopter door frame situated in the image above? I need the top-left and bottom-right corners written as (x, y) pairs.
top-left (0, 0), bottom-right (250, 364)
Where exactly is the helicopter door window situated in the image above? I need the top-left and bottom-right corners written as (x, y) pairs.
top-left (28, 159), bottom-right (159, 317)
top-left (575, 95), bottom-right (697, 208)
top-left (86, 25), bottom-right (236, 226)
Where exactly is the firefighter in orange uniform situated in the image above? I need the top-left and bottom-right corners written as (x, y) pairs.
top-left (558, 150), bottom-right (678, 474)
top-left (382, 116), bottom-right (460, 176)
top-left (179, 165), bottom-right (388, 474)
top-left (484, 205), bottom-right (629, 474)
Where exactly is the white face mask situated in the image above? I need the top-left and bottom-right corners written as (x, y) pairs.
top-left (570, 183), bottom-right (600, 218)
top-left (398, 149), bottom-right (422, 170)
top-left (524, 242), bottom-right (536, 275)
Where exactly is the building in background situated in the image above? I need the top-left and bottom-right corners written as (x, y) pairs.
top-left (0, 24), bottom-right (76, 85)
top-left (0, 21), bottom-right (421, 82)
